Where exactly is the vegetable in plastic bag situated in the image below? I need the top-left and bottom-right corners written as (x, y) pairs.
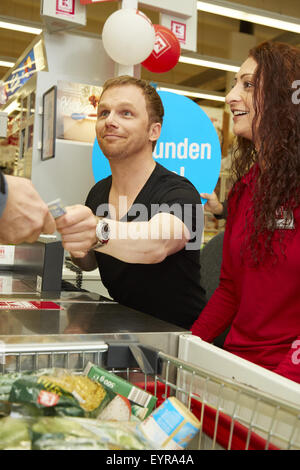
top-left (0, 417), bottom-right (31, 450)
top-left (8, 371), bottom-right (110, 418)
top-left (30, 416), bottom-right (150, 450)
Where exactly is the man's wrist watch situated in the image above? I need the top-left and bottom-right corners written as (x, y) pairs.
top-left (91, 219), bottom-right (110, 250)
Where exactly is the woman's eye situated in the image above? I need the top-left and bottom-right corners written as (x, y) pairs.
top-left (122, 110), bottom-right (132, 116)
top-left (244, 81), bottom-right (254, 89)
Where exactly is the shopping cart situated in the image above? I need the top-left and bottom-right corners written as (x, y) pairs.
top-left (1, 337), bottom-right (299, 450)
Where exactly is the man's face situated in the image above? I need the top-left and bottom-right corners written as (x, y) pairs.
top-left (96, 85), bottom-right (159, 161)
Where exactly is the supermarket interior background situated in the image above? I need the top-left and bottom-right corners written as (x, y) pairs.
top-left (0, 0), bottom-right (299, 452)
top-left (0, 0), bottom-right (299, 242)
top-left (0, 0), bottom-right (300, 241)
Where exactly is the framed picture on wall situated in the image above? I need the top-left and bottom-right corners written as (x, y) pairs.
top-left (41, 86), bottom-right (57, 161)
top-left (27, 124), bottom-right (34, 149)
top-left (19, 128), bottom-right (26, 159)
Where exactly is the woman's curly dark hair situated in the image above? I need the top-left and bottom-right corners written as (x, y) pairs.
top-left (229, 41), bottom-right (300, 266)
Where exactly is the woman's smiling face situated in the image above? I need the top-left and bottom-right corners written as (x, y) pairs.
top-left (226, 56), bottom-right (258, 143)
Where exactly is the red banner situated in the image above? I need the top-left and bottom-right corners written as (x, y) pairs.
top-left (0, 301), bottom-right (62, 310)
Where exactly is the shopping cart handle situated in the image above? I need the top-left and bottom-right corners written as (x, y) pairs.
top-left (106, 342), bottom-right (162, 375)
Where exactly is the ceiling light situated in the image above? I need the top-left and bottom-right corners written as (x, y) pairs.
top-left (179, 53), bottom-right (240, 73)
top-left (197, 1), bottom-right (300, 34)
top-left (2, 100), bottom-right (20, 115)
top-left (0, 19), bottom-right (42, 35)
top-left (156, 84), bottom-right (225, 103)
top-left (0, 60), bottom-right (15, 68)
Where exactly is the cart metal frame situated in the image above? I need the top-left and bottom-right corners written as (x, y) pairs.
top-left (1, 340), bottom-right (299, 450)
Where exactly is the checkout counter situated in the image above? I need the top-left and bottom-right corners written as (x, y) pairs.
top-left (1, 239), bottom-right (300, 451)
top-left (0, 238), bottom-right (188, 375)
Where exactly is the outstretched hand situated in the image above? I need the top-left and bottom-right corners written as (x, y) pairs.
top-left (55, 204), bottom-right (98, 258)
top-left (200, 191), bottom-right (223, 215)
top-left (0, 175), bottom-right (56, 244)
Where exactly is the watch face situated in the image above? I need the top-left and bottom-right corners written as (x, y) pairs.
top-left (97, 220), bottom-right (110, 243)
top-left (101, 222), bottom-right (110, 240)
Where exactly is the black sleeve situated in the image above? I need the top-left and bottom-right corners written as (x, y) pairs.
top-left (85, 179), bottom-right (111, 217)
top-left (151, 183), bottom-right (203, 249)
top-left (85, 183), bottom-right (107, 216)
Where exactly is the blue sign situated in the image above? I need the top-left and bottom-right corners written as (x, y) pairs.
top-left (5, 49), bottom-right (36, 99)
top-left (92, 91), bottom-right (221, 200)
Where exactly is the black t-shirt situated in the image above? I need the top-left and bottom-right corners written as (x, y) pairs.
top-left (85, 163), bottom-right (206, 329)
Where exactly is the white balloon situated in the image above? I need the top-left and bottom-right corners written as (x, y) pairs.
top-left (102, 9), bottom-right (155, 66)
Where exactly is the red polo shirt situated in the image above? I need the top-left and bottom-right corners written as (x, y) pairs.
top-left (192, 165), bottom-right (300, 384)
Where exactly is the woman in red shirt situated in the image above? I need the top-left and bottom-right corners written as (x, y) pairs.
top-left (192, 42), bottom-right (300, 384)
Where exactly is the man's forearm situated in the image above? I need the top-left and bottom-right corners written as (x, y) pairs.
top-left (58, 208), bottom-right (190, 265)
top-left (95, 214), bottom-right (189, 264)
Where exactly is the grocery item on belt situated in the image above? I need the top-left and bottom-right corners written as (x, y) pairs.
top-left (8, 369), bottom-right (110, 418)
top-left (138, 396), bottom-right (200, 450)
top-left (84, 361), bottom-right (157, 420)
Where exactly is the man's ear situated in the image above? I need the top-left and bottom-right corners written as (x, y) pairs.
top-left (149, 122), bottom-right (162, 143)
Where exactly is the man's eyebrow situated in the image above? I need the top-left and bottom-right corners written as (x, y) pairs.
top-left (98, 101), bottom-right (135, 108)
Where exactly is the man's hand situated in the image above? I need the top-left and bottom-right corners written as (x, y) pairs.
top-left (0, 175), bottom-right (56, 244)
top-left (55, 205), bottom-right (98, 258)
top-left (200, 191), bottom-right (223, 215)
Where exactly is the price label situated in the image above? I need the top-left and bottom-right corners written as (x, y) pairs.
top-left (0, 246), bottom-right (15, 265)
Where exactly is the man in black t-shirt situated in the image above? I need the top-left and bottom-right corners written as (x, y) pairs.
top-left (56, 76), bottom-right (206, 329)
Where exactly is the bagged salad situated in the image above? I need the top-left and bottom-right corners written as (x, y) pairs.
top-left (0, 416), bottom-right (151, 450)
top-left (0, 366), bottom-right (156, 422)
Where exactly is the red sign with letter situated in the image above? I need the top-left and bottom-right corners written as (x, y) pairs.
top-left (56, 0), bottom-right (75, 15)
top-left (171, 20), bottom-right (187, 44)
top-left (80, 0), bottom-right (117, 4)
